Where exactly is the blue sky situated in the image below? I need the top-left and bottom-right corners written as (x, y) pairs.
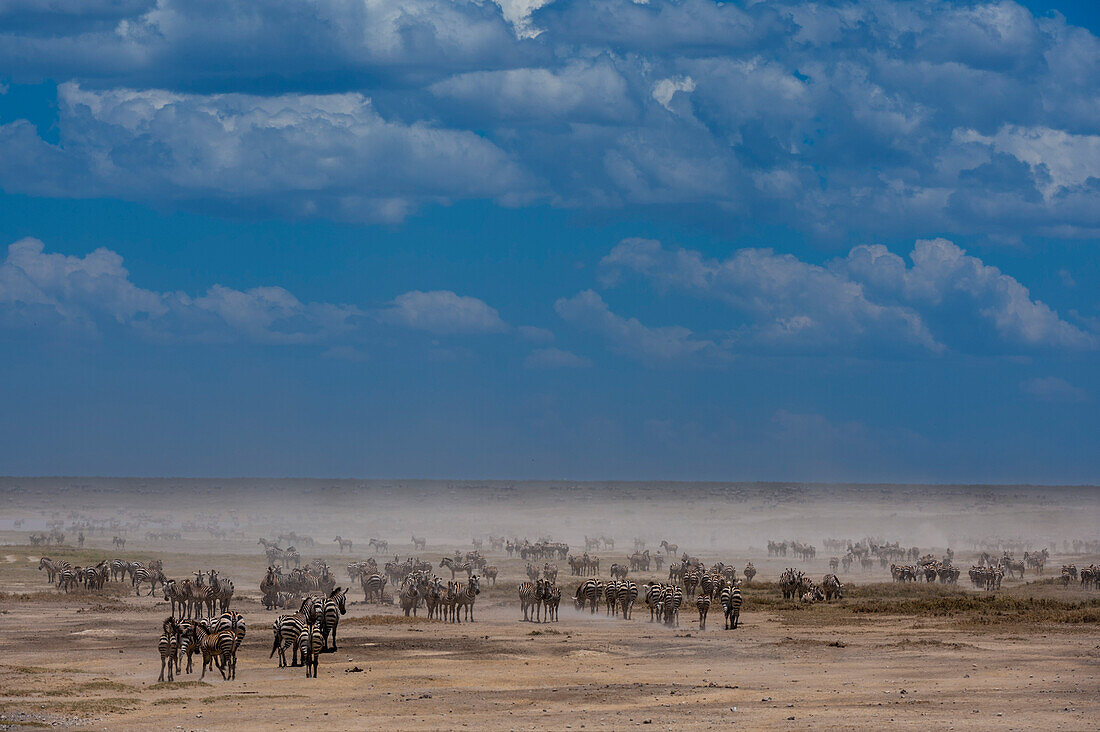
top-left (0, 0), bottom-right (1097, 482)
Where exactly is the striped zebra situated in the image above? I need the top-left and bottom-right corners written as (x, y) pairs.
top-left (321, 587), bottom-right (347, 650)
top-left (38, 557), bottom-right (65, 584)
top-left (158, 616), bottom-right (180, 682)
top-left (163, 579), bottom-right (188, 617)
top-left (197, 626), bottom-right (238, 681)
top-left (617, 582), bottom-right (639, 619)
top-left (573, 579), bottom-right (601, 613)
top-left (696, 595), bottom-right (711, 630)
top-left (604, 580), bottom-right (621, 616)
top-left (721, 584), bottom-right (743, 629)
top-left (212, 611), bottom-right (246, 654)
top-left (110, 559), bottom-right (128, 582)
top-left (518, 579), bottom-right (545, 622)
top-left (682, 569), bottom-right (701, 597)
top-left (447, 576), bottom-right (481, 623)
top-left (271, 607), bottom-right (308, 668)
top-left (56, 565), bottom-right (78, 593)
top-left (176, 619), bottom-right (200, 674)
top-left (544, 584), bottom-right (561, 621)
top-left (661, 586), bottom-right (683, 627)
top-left (399, 582), bottom-right (420, 617)
top-left (643, 582), bottom-right (663, 622)
top-left (360, 573), bottom-right (386, 604)
top-left (299, 623), bottom-right (324, 678)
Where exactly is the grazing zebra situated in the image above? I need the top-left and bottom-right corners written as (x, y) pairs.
top-left (158, 616), bottom-right (180, 682)
top-left (518, 579), bottom-right (545, 622)
top-left (368, 538), bottom-right (389, 554)
top-left (573, 579), bottom-right (601, 613)
top-left (360, 573), bottom-right (386, 603)
top-left (696, 595), bottom-right (710, 630)
top-left (411, 535), bottom-right (427, 551)
top-left (110, 559), bottom-right (128, 582)
top-left (299, 623), bottom-right (324, 678)
top-left (617, 582), bottom-right (639, 620)
top-left (720, 585), bottom-right (743, 629)
top-left (333, 536), bottom-right (353, 553)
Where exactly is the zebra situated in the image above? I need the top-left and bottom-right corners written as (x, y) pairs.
top-left (197, 626), bottom-right (238, 681)
top-left (573, 579), bottom-right (601, 613)
top-left (368, 538), bottom-right (389, 554)
top-left (617, 582), bottom-right (639, 620)
top-left (321, 587), bottom-right (347, 650)
top-left (333, 536), bottom-right (353, 553)
top-left (643, 582), bottom-right (663, 622)
top-left (164, 579), bottom-right (189, 617)
top-left (518, 579), bottom-right (545, 622)
top-left (399, 582), bottom-right (421, 616)
top-left (158, 616), bottom-right (180, 682)
top-left (543, 584), bottom-right (562, 621)
top-left (659, 540), bottom-right (679, 557)
top-left (271, 607), bottom-right (308, 668)
top-left (209, 570), bottom-right (234, 613)
top-left (822, 574), bottom-right (843, 602)
top-left (411, 535), bottom-right (427, 550)
top-left (360, 573), bottom-right (386, 603)
top-left (299, 623), bottom-right (324, 678)
top-left (38, 557), bottom-right (64, 584)
top-left (696, 595), bottom-right (710, 630)
top-left (447, 576), bottom-right (481, 623)
top-left (661, 586), bottom-right (683, 627)
top-left (440, 557), bottom-right (472, 580)
top-left (721, 584), bottom-right (743, 629)
top-left (212, 611), bottom-right (246, 654)
top-left (604, 580), bottom-right (621, 616)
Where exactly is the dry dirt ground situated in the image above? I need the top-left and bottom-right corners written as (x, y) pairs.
top-left (0, 542), bottom-right (1097, 731)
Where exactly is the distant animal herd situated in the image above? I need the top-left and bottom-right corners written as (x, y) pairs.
top-left (19, 527), bottom-right (1100, 683)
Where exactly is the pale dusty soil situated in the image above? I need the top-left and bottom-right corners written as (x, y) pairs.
top-left (0, 546), bottom-right (1097, 731)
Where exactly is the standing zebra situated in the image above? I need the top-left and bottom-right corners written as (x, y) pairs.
top-left (360, 573), bottom-right (386, 604)
top-left (157, 616), bottom-right (180, 682)
top-left (518, 579), bottom-right (545, 622)
top-left (617, 582), bottom-right (639, 620)
top-left (696, 595), bottom-right (711, 630)
top-left (299, 623), bottom-right (324, 678)
top-left (271, 600), bottom-right (310, 668)
top-left (573, 579), bottom-right (601, 613)
top-left (721, 584), bottom-right (743, 629)
top-left (447, 576), bottom-right (481, 623)
top-left (320, 587), bottom-right (347, 650)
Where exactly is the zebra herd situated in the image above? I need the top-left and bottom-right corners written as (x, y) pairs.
top-left (270, 587), bottom-right (348, 677)
top-left (767, 541), bottom-right (817, 560)
top-left (158, 611), bottom-right (246, 682)
top-left (779, 568), bottom-right (844, 603)
top-left (1061, 564), bottom-right (1100, 589)
top-left (260, 562), bottom-right (337, 609)
top-left (37, 556), bottom-right (178, 595)
top-left (163, 570), bottom-right (236, 617)
top-left (28, 531), bottom-right (66, 546)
